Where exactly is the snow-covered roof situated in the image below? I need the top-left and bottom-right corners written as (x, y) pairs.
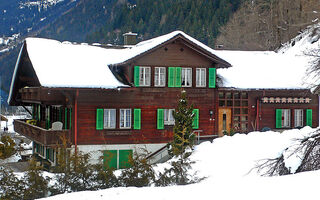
top-left (24, 37), bottom-right (128, 88)
top-left (216, 23), bottom-right (320, 90)
top-left (8, 30), bottom-right (231, 104)
top-left (16, 30), bottom-right (230, 88)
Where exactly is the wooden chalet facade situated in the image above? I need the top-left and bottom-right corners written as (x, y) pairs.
top-left (8, 31), bottom-right (319, 168)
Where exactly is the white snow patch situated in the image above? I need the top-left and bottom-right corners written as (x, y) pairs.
top-left (40, 127), bottom-right (320, 200)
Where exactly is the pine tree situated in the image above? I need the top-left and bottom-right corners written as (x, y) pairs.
top-left (23, 158), bottom-right (50, 199)
top-left (118, 149), bottom-right (155, 187)
top-left (170, 90), bottom-right (195, 156)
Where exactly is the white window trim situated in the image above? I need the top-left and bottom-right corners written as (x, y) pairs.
top-left (182, 68), bottom-right (192, 87)
top-left (196, 68), bottom-right (206, 87)
top-left (294, 109), bottom-right (303, 128)
top-left (120, 109), bottom-right (132, 129)
top-left (282, 109), bottom-right (291, 128)
top-left (104, 109), bottom-right (116, 129)
top-left (154, 67), bottom-right (166, 87)
top-left (139, 66), bottom-right (151, 86)
top-left (164, 109), bottom-right (175, 125)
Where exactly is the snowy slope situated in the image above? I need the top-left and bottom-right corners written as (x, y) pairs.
top-left (40, 127), bottom-right (320, 200)
top-left (215, 23), bottom-right (320, 90)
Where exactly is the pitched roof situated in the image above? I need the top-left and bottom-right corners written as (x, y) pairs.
top-left (8, 30), bottom-right (232, 104)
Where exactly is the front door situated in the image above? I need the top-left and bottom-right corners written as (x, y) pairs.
top-left (218, 108), bottom-right (232, 136)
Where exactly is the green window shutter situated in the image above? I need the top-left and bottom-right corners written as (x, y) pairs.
top-left (208, 68), bottom-right (216, 88)
top-left (103, 150), bottom-right (118, 170)
top-left (96, 109), bottom-right (104, 130)
top-left (58, 107), bottom-right (62, 122)
top-left (276, 109), bottom-right (282, 128)
top-left (46, 107), bottom-right (50, 130)
top-left (46, 148), bottom-right (49, 159)
top-left (32, 105), bottom-right (35, 119)
top-left (64, 108), bottom-right (68, 129)
top-left (38, 105), bottom-right (41, 121)
top-left (175, 67), bottom-right (182, 87)
top-left (168, 67), bottom-right (175, 87)
top-left (133, 109), bottom-right (141, 130)
top-left (69, 108), bottom-right (72, 130)
top-left (119, 150), bottom-right (133, 169)
top-left (157, 109), bottom-right (164, 129)
top-left (192, 109), bottom-right (199, 129)
top-left (306, 109), bottom-right (312, 127)
top-left (134, 66), bottom-right (140, 87)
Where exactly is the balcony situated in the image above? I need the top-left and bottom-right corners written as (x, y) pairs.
top-left (14, 119), bottom-right (71, 146)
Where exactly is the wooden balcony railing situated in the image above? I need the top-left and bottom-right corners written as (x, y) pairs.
top-left (14, 119), bottom-right (71, 146)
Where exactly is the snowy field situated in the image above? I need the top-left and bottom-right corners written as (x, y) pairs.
top-left (41, 127), bottom-right (320, 200)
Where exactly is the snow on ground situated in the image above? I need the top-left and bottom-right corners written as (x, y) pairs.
top-left (1, 115), bottom-right (28, 133)
top-left (41, 127), bottom-right (320, 200)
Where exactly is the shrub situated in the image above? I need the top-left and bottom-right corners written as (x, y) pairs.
top-left (118, 149), bottom-right (155, 187)
top-left (0, 136), bottom-right (16, 159)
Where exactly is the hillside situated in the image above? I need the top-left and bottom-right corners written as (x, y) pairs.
top-left (86, 0), bottom-right (242, 47)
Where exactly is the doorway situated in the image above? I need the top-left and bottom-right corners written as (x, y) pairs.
top-left (218, 108), bottom-right (231, 136)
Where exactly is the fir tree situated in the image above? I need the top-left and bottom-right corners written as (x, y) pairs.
top-left (170, 90), bottom-right (195, 156)
top-left (23, 158), bottom-right (50, 199)
top-left (0, 167), bottom-right (25, 199)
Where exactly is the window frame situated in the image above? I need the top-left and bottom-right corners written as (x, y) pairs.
top-left (294, 109), bottom-right (303, 128)
top-left (103, 109), bottom-right (116, 129)
top-left (164, 109), bottom-right (175, 125)
top-left (139, 66), bottom-right (151, 86)
top-left (120, 109), bottom-right (132, 129)
top-left (196, 68), bottom-right (206, 87)
top-left (181, 67), bottom-right (192, 87)
top-left (154, 67), bottom-right (166, 87)
top-left (282, 109), bottom-right (291, 128)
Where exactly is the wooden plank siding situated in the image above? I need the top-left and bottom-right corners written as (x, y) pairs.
top-left (75, 87), bottom-right (216, 145)
top-left (218, 89), bottom-right (319, 133)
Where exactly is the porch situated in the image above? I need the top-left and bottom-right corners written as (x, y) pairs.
top-left (14, 119), bottom-right (71, 146)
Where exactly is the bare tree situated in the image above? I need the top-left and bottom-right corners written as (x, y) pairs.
top-left (216, 0), bottom-right (320, 51)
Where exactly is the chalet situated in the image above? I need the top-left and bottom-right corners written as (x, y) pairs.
top-left (8, 31), bottom-right (319, 169)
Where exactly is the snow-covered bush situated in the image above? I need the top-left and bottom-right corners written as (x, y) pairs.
top-left (257, 129), bottom-right (320, 176)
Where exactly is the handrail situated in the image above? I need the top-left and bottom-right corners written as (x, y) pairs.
top-left (146, 145), bottom-right (167, 160)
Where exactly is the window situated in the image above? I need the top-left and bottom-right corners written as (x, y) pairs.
top-left (120, 109), bottom-right (131, 128)
top-left (164, 109), bottom-right (175, 125)
top-left (196, 68), bottom-right (206, 87)
top-left (282, 109), bottom-right (291, 128)
top-left (181, 68), bottom-right (192, 87)
top-left (104, 109), bottom-right (116, 129)
top-left (155, 67), bottom-right (166, 87)
top-left (139, 67), bottom-right (151, 86)
top-left (294, 109), bottom-right (303, 128)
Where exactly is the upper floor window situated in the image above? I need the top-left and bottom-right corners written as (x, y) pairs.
top-left (164, 109), bottom-right (175, 125)
top-left (155, 67), bottom-right (166, 87)
top-left (196, 68), bottom-right (206, 87)
top-left (104, 109), bottom-right (116, 129)
top-left (294, 109), bottom-right (303, 128)
top-left (139, 67), bottom-right (151, 86)
top-left (181, 68), bottom-right (192, 87)
top-left (120, 109), bottom-right (131, 129)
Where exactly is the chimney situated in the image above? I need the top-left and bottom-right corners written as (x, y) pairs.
top-left (123, 32), bottom-right (137, 45)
